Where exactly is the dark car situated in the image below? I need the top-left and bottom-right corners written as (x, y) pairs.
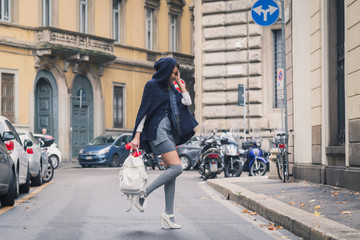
top-left (0, 135), bottom-right (16, 206)
top-left (78, 134), bottom-right (132, 167)
top-left (176, 135), bottom-right (201, 170)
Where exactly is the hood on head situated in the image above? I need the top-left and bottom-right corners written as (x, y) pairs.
top-left (152, 57), bottom-right (177, 86)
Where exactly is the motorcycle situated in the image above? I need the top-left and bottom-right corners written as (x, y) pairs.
top-left (197, 131), bottom-right (223, 180)
top-left (142, 152), bottom-right (164, 170)
top-left (220, 130), bottom-right (243, 177)
top-left (240, 130), bottom-right (269, 176)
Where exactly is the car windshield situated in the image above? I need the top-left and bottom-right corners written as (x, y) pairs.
top-left (88, 135), bottom-right (115, 145)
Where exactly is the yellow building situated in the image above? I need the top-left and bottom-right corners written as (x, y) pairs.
top-left (0, 0), bottom-right (195, 160)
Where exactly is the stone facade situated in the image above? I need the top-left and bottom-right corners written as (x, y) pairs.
top-left (292, 0), bottom-right (360, 191)
top-left (196, 0), bottom-right (282, 143)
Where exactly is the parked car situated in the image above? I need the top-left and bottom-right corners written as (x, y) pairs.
top-left (176, 135), bottom-right (201, 170)
top-left (78, 133), bottom-right (132, 167)
top-left (0, 137), bottom-right (16, 206)
top-left (0, 116), bottom-right (30, 196)
top-left (19, 130), bottom-right (48, 186)
top-left (33, 134), bottom-right (62, 169)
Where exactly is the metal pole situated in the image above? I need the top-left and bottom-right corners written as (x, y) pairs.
top-left (244, 89), bottom-right (247, 141)
top-left (280, 0), bottom-right (289, 180)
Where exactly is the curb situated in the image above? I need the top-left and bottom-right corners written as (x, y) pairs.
top-left (207, 178), bottom-right (360, 240)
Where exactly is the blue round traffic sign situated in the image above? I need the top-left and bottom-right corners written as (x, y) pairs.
top-left (251, 0), bottom-right (279, 27)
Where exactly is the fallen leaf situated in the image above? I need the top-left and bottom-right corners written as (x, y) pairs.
top-left (242, 209), bottom-right (249, 213)
top-left (289, 201), bottom-right (295, 205)
top-left (315, 205), bottom-right (321, 210)
top-left (341, 211), bottom-right (352, 214)
top-left (336, 201), bottom-right (348, 204)
top-left (314, 211), bottom-right (323, 217)
top-left (268, 224), bottom-right (275, 230)
top-left (249, 211), bottom-right (258, 215)
top-left (300, 203), bottom-right (305, 207)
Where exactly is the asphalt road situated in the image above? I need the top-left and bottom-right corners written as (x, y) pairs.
top-left (0, 167), bottom-right (302, 240)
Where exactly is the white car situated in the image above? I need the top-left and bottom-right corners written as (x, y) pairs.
top-left (0, 116), bottom-right (30, 196)
top-left (19, 130), bottom-right (48, 186)
top-left (33, 134), bottom-right (62, 169)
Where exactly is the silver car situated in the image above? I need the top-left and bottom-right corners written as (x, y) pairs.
top-left (19, 130), bottom-right (48, 186)
top-left (0, 116), bottom-right (30, 196)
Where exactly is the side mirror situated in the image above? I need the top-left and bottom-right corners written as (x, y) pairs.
top-left (39, 139), bottom-right (45, 147)
top-left (24, 139), bottom-right (33, 148)
top-left (2, 131), bottom-right (15, 141)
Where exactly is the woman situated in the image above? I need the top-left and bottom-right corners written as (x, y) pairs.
top-left (130, 57), bottom-right (198, 229)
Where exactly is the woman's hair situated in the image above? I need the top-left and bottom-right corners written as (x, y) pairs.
top-left (176, 63), bottom-right (180, 70)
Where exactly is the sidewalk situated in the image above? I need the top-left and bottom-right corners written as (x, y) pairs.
top-left (207, 176), bottom-right (360, 240)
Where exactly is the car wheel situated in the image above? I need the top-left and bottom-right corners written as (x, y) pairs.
top-left (109, 154), bottom-right (121, 167)
top-left (180, 155), bottom-right (191, 170)
top-left (49, 155), bottom-right (60, 169)
top-left (20, 167), bottom-right (30, 193)
top-left (42, 160), bottom-right (54, 183)
top-left (31, 167), bottom-right (43, 186)
top-left (0, 170), bottom-right (16, 206)
top-left (15, 171), bottom-right (19, 199)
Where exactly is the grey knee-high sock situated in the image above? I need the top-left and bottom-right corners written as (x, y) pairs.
top-left (164, 178), bottom-right (176, 215)
top-left (146, 164), bottom-right (183, 197)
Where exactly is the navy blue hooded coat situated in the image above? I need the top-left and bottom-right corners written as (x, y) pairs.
top-left (132, 57), bottom-right (198, 152)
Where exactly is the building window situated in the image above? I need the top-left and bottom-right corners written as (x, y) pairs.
top-left (273, 29), bottom-right (283, 108)
top-left (1, 73), bottom-right (14, 122)
top-left (43, 0), bottom-right (51, 27)
top-left (79, 0), bottom-right (88, 33)
top-left (113, 0), bottom-right (121, 42)
top-left (0, 0), bottom-right (10, 22)
top-left (170, 14), bottom-right (177, 52)
top-left (146, 8), bottom-right (154, 50)
top-left (113, 86), bottom-right (124, 128)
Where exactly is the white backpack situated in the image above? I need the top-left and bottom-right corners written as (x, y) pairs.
top-left (119, 152), bottom-right (147, 211)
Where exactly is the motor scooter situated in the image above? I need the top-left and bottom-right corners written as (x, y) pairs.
top-left (197, 131), bottom-right (223, 180)
top-left (240, 129), bottom-right (268, 176)
top-left (220, 130), bottom-right (243, 177)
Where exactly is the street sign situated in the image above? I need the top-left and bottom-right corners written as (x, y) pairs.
top-left (238, 84), bottom-right (245, 106)
top-left (277, 68), bottom-right (284, 90)
top-left (251, 0), bottom-right (279, 27)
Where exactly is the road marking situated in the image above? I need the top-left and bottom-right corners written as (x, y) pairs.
top-left (198, 182), bottom-right (298, 240)
top-left (0, 181), bottom-right (53, 215)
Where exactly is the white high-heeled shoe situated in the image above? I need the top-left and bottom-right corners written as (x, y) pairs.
top-left (160, 212), bottom-right (181, 229)
top-left (133, 195), bottom-right (146, 212)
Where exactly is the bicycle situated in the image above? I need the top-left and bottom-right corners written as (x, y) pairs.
top-left (267, 129), bottom-right (292, 182)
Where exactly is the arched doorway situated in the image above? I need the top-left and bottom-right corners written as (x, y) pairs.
top-left (71, 75), bottom-right (94, 157)
top-left (34, 71), bottom-right (58, 141)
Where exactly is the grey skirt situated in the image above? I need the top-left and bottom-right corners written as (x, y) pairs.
top-left (149, 116), bottom-right (178, 154)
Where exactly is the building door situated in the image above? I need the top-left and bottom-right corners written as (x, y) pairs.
top-left (35, 71), bottom-right (58, 141)
top-left (71, 75), bottom-right (93, 157)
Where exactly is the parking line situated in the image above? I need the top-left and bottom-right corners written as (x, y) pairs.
top-left (0, 181), bottom-right (53, 215)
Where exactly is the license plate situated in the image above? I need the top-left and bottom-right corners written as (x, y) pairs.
top-left (210, 163), bottom-right (218, 172)
top-left (85, 156), bottom-right (92, 160)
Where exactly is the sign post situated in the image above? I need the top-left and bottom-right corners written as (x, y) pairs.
top-left (251, 0), bottom-right (289, 180)
top-left (238, 84), bottom-right (246, 140)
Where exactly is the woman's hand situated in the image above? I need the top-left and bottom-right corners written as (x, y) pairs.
top-left (130, 132), bottom-right (141, 149)
top-left (174, 72), bottom-right (187, 93)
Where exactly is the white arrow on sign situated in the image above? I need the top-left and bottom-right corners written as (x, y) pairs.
top-left (253, 5), bottom-right (278, 22)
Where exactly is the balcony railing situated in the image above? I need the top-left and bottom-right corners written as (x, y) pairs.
top-left (35, 27), bottom-right (116, 63)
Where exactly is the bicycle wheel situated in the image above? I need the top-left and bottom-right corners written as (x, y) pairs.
top-left (282, 152), bottom-right (287, 183)
top-left (276, 153), bottom-right (284, 181)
